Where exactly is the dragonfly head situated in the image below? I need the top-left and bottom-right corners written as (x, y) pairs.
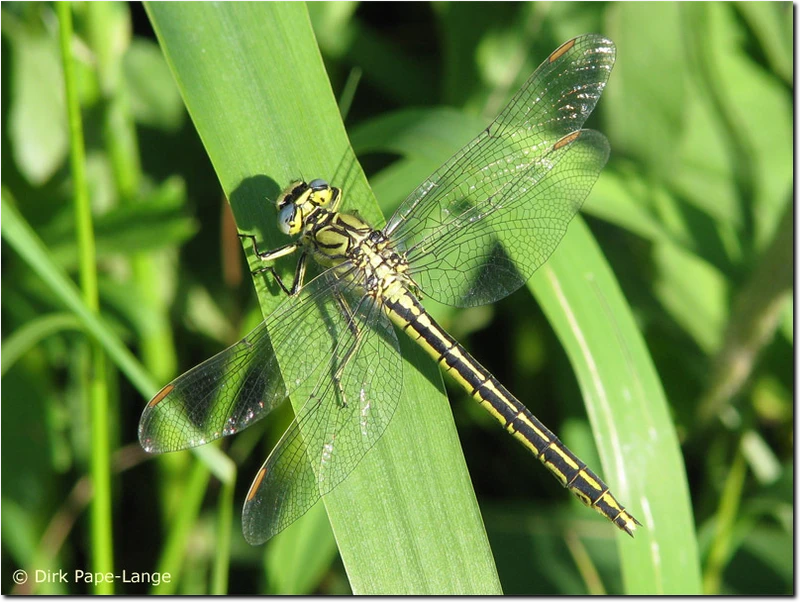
top-left (276, 179), bottom-right (341, 236)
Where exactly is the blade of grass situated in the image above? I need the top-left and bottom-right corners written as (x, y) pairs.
top-left (151, 459), bottom-right (211, 595)
top-left (1, 313), bottom-right (83, 376)
top-left (0, 189), bottom-right (235, 492)
top-left (702, 441), bottom-right (746, 594)
top-left (145, 2), bottom-right (500, 594)
top-left (1, 190), bottom-right (155, 401)
top-left (85, 1), bottom-right (179, 386)
top-left (265, 503), bottom-right (338, 594)
top-left (531, 218), bottom-right (702, 593)
top-left (211, 478), bottom-right (234, 594)
top-left (1, 192), bottom-right (235, 589)
top-left (57, 3), bottom-right (113, 591)
top-left (357, 100), bottom-right (701, 589)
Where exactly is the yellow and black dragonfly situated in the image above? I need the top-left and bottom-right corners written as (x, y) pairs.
top-left (139, 34), bottom-right (640, 544)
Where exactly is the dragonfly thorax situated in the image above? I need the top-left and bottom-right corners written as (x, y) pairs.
top-left (350, 229), bottom-right (414, 298)
top-left (309, 210), bottom-right (414, 299)
top-left (276, 180), bottom-right (415, 299)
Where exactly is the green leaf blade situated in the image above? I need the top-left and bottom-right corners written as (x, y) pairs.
top-left (145, 2), bottom-right (500, 594)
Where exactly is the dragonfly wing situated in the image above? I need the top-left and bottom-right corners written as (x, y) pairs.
top-left (242, 289), bottom-right (402, 544)
top-left (139, 269), bottom-right (358, 453)
top-left (385, 35), bottom-right (615, 307)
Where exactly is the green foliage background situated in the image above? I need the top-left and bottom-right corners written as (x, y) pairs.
top-left (1, 1), bottom-right (792, 595)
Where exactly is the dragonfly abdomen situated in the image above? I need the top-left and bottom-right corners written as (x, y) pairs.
top-left (383, 289), bottom-right (640, 536)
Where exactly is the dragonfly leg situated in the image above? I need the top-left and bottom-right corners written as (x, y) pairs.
top-left (328, 292), bottom-right (366, 408)
top-left (238, 234), bottom-right (307, 295)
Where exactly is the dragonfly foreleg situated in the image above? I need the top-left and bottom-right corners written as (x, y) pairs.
top-left (238, 234), bottom-right (307, 295)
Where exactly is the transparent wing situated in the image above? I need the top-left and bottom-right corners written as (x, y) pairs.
top-left (139, 269), bottom-right (363, 454)
top-left (384, 34), bottom-right (615, 307)
top-left (242, 288), bottom-right (402, 544)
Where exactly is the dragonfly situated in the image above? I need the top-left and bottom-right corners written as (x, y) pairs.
top-left (139, 34), bottom-right (640, 544)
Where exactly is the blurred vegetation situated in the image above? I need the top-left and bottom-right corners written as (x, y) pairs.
top-left (1, 0), bottom-right (792, 595)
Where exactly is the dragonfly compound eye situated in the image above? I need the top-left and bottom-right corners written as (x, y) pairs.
top-left (277, 204), bottom-right (298, 235)
top-left (309, 178), bottom-right (328, 190)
